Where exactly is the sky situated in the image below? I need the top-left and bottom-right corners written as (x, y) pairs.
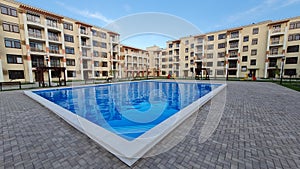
top-left (17, 0), bottom-right (300, 49)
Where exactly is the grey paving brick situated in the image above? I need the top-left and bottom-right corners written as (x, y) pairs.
top-left (0, 82), bottom-right (300, 168)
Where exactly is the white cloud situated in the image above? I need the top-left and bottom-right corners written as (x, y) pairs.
top-left (214, 0), bottom-right (300, 29)
top-left (55, 1), bottom-right (113, 24)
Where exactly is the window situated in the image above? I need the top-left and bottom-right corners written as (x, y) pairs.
top-left (92, 29), bottom-right (98, 36)
top-left (190, 44), bottom-right (194, 49)
top-left (287, 45), bottom-right (299, 53)
top-left (26, 13), bottom-right (40, 23)
top-left (218, 33), bottom-right (226, 40)
top-left (241, 66), bottom-right (247, 72)
top-left (243, 36), bottom-right (249, 42)
top-left (66, 59), bottom-right (75, 66)
top-left (190, 52), bottom-right (194, 57)
top-left (218, 43), bottom-right (225, 49)
top-left (252, 28), bottom-right (259, 34)
top-left (206, 62), bottom-right (213, 67)
top-left (102, 62), bottom-right (108, 67)
top-left (290, 21), bottom-right (300, 29)
top-left (67, 71), bottom-right (76, 77)
top-left (242, 56), bottom-right (248, 62)
top-left (250, 59), bottom-right (256, 65)
top-left (7, 54), bottom-right (23, 64)
top-left (50, 57), bottom-right (60, 67)
top-left (95, 71), bottom-right (100, 77)
top-left (288, 34), bottom-right (300, 41)
top-left (243, 46), bottom-right (248, 52)
top-left (1, 4), bottom-right (17, 17)
top-left (185, 56), bottom-right (188, 60)
top-left (251, 49), bottom-right (257, 56)
top-left (64, 34), bottom-right (74, 43)
top-left (169, 44), bottom-right (173, 48)
top-left (2, 22), bottom-right (19, 33)
top-left (4, 38), bottom-right (21, 49)
top-left (100, 42), bottom-right (107, 49)
top-left (185, 40), bottom-right (189, 45)
top-left (197, 37), bottom-right (204, 43)
top-left (286, 57), bottom-right (298, 64)
top-left (65, 47), bottom-right (74, 54)
top-left (101, 52), bottom-right (107, 58)
top-left (46, 18), bottom-right (57, 28)
top-left (207, 44), bottom-right (214, 50)
top-left (217, 61), bottom-right (224, 66)
top-left (63, 22), bottom-right (73, 31)
top-left (207, 53), bottom-right (213, 59)
top-left (216, 70), bottom-right (224, 75)
top-left (252, 38), bottom-right (258, 45)
top-left (93, 40), bottom-right (100, 47)
top-left (48, 32), bottom-right (59, 41)
top-left (185, 48), bottom-right (189, 53)
top-left (230, 31), bottom-right (239, 38)
top-left (185, 63), bottom-right (189, 68)
top-left (102, 71), bottom-right (108, 76)
top-left (8, 70), bottom-right (24, 79)
top-left (28, 28), bottom-right (42, 38)
top-left (93, 51), bottom-right (99, 57)
top-left (270, 47), bottom-right (278, 55)
top-left (169, 64), bottom-right (172, 68)
top-left (207, 35), bottom-right (214, 41)
top-left (218, 52), bottom-right (225, 58)
top-left (100, 32), bottom-right (107, 39)
top-left (49, 44), bottom-right (59, 54)
top-left (284, 69), bottom-right (296, 76)
top-left (30, 42), bottom-right (43, 52)
top-left (94, 61), bottom-right (100, 67)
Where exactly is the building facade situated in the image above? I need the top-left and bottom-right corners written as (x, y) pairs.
top-left (0, 0), bottom-right (299, 83)
top-left (150, 18), bottom-right (300, 79)
top-left (0, 0), bottom-right (120, 83)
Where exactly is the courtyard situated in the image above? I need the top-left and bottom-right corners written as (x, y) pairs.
top-left (1, 81), bottom-right (300, 169)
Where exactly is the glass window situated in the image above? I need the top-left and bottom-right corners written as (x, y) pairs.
top-left (242, 56), bottom-right (248, 62)
top-left (4, 38), bottom-right (21, 49)
top-left (207, 35), bottom-right (214, 41)
top-left (287, 45), bottom-right (299, 53)
top-left (253, 28), bottom-right (259, 34)
top-left (7, 54), bottom-right (23, 64)
top-left (243, 36), bottom-right (249, 42)
top-left (285, 57), bottom-right (298, 64)
top-left (8, 70), bottom-right (24, 79)
top-left (250, 59), bottom-right (256, 65)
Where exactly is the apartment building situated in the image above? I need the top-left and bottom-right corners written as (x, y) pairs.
top-left (151, 17), bottom-right (300, 79)
top-left (120, 45), bottom-right (149, 78)
top-left (0, 0), bottom-right (120, 83)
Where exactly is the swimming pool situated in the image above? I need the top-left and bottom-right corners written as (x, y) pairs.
top-left (25, 80), bottom-right (226, 165)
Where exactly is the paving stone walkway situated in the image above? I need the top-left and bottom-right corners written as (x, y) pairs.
top-left (0, 82), bottom-right (300, 169)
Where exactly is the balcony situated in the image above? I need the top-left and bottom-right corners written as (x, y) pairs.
top-left (228, 55), bottom-right (238, 60)
top-left (48, 36), bottom-right (61, 43)
top-left (268, 62), bottom-right (279, 68)
top-left (270, 40), bottom-right (283, 47)
top-left (229, 44), bottom-right (239, 49)
top-left (81, 42), bottom-right (91, 48)
top-left (29, 32), bottom-right (43, 40)
top-left (30, 47), bottom-right (45, 53)
top-left (32, 61), bottom-right (45, 68)
top-left (270, 28), bottom-right (285, 36)
top-left (80, 30), bottom-right (89, 37)
top-left (268, 51), bottom-right (284, 58)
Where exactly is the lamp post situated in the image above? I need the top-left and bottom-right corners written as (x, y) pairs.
top-left (280, 56), bottom-right (285, 85)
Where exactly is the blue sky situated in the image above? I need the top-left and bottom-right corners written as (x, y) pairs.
top-left (17, 0), bottom-right (300, 49)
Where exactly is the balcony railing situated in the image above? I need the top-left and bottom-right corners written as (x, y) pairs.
top-left (32, 61), bottom-right (45, 68)
top-left (49, 50), bottom-right (60, 54)
top-left (230, 35), bottom-right (239, 39)
top-left (30, 47), bottom-right (44, 52)
top-left (47, 23), bottom-right (58, 28)
top-left (27, 18), bottom-right (41, 24)
top-left (271, 40), bottom-right (281, 45)
top-left (80, 30), bottom-right (88, 35)
top-left (230, 45), bottom-right (239, 48)
top-left (229, 64), bottom-right (237, 68)
top-left (272, 28), bottom-right (284, 33)
top-left (229, 55), bottom-right (238, 58)
top-left (29, 32), bottom-right (42, 39)
top-left (270, 52), bottom-right (279, 55)
top-left (48, 36), bottom-right (59, 41)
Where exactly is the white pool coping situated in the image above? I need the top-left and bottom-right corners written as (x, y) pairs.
top-left (24, 80), bottom-right (226, 166)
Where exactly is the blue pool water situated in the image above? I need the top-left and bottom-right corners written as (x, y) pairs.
top-left (34, 81), bottom-right (220, 141)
